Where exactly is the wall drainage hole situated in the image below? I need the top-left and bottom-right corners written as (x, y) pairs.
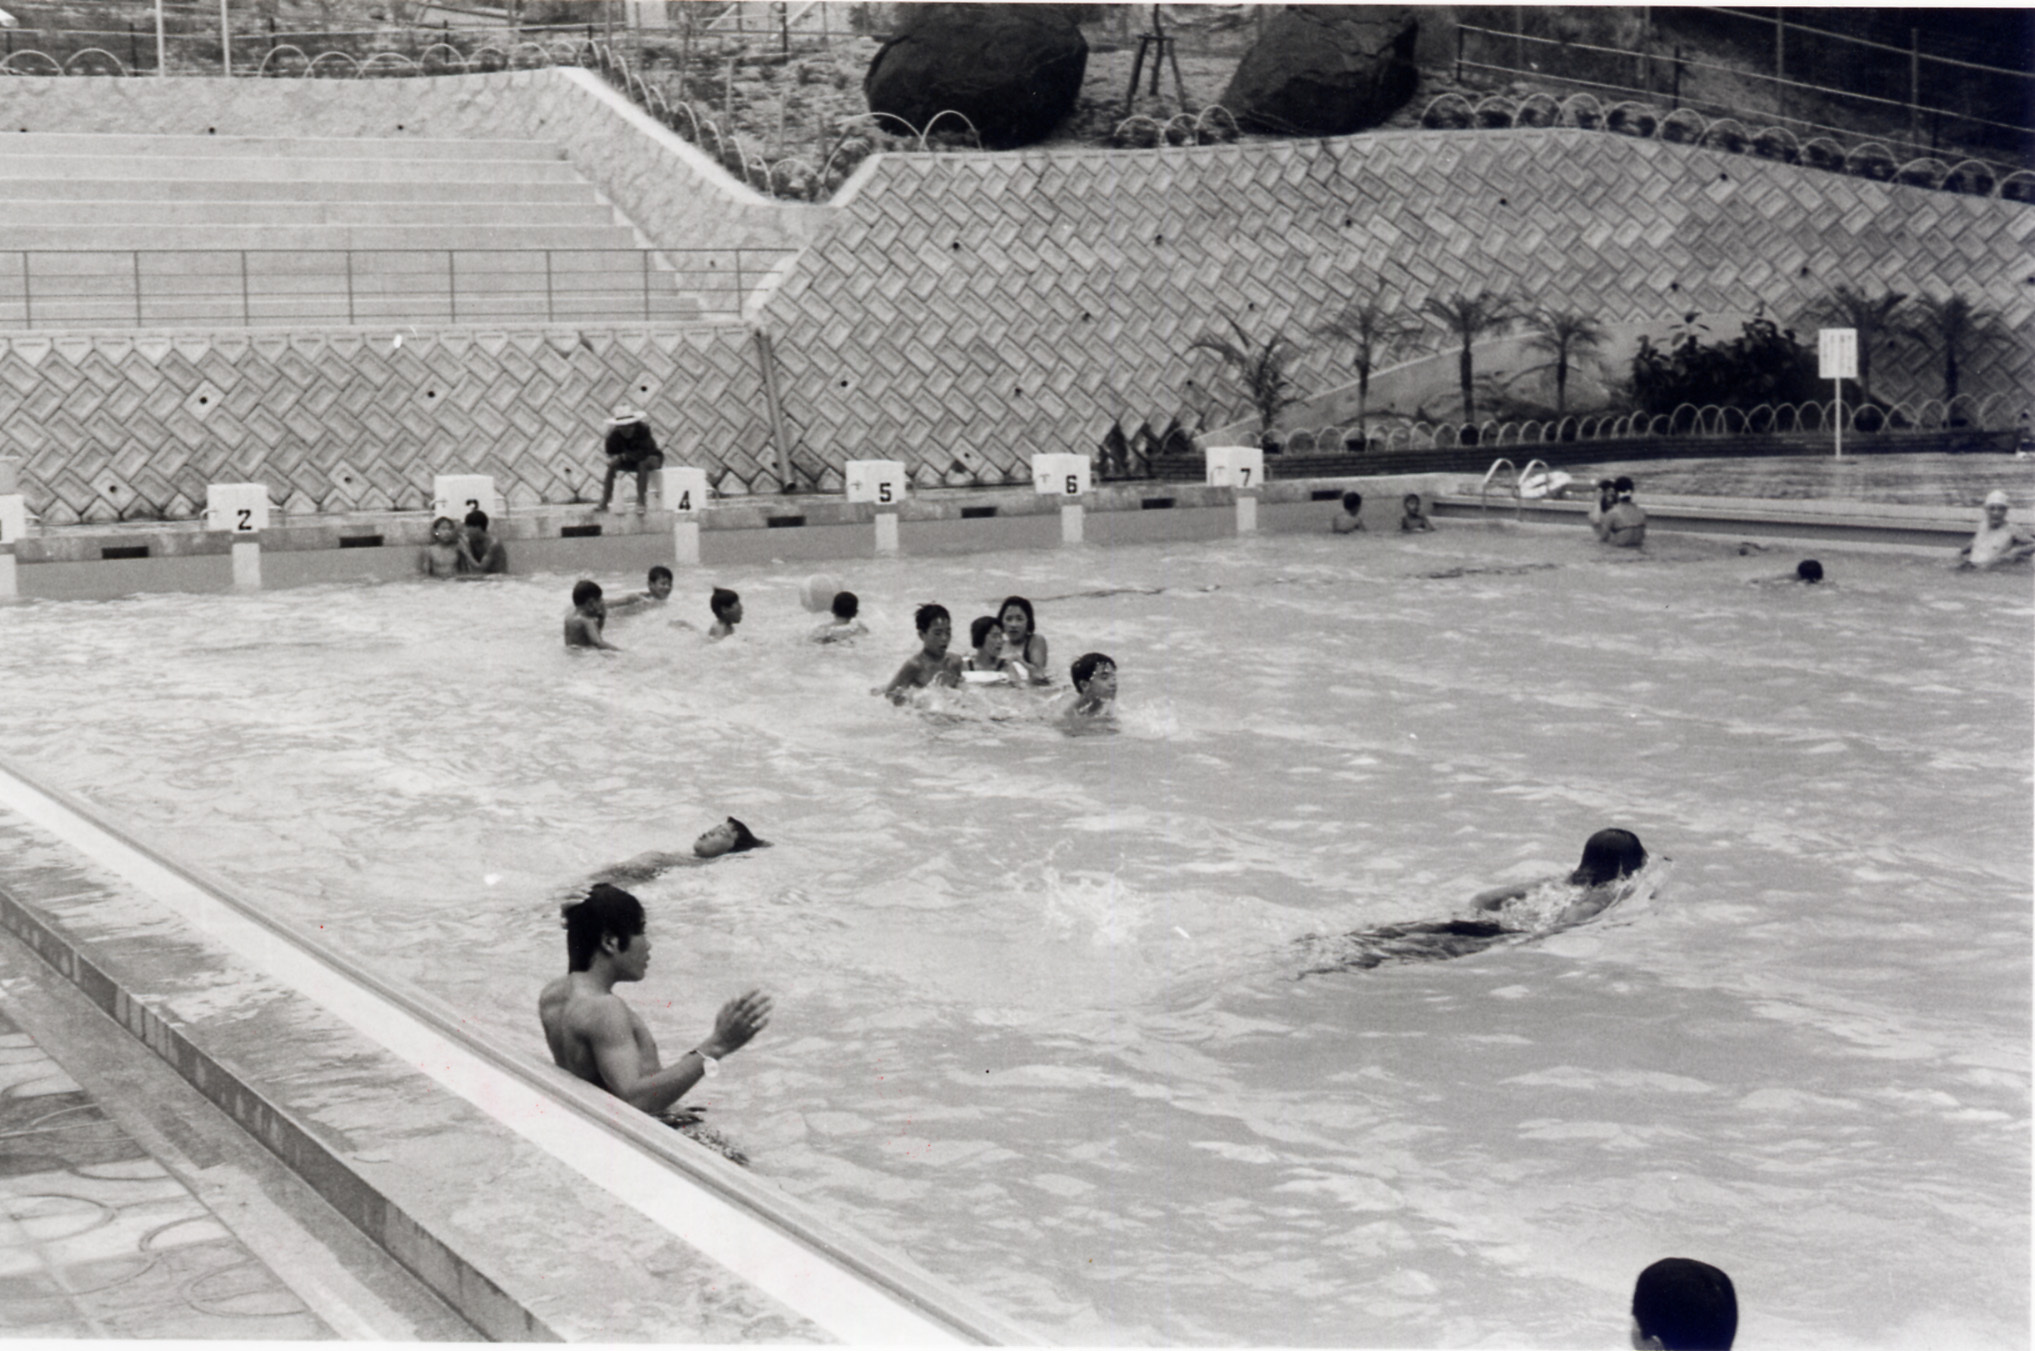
top-left (766, 515), bottom-right (806, 528)
top-left (960, 506), bottom-right (998, 519)
top-left (1141, 497), bottom-right (1176, 511)
top-left (338, 534), bottom-right (383, 549)
top-left (560, 524), bottom-right (602, 538)
top-left (101, 545), bottom-right (149, 559)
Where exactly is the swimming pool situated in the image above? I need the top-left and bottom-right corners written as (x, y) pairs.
top-left (0, 523), bottom-right (2025, 1347)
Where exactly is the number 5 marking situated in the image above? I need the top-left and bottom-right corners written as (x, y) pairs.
top-left (878, 482), bottom-right (893, 503)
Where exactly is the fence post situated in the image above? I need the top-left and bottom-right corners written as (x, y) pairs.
top-left (752, 328), bottom-right (796, 493)
top-left (1670, 43), bottom-right (1682, 110)
top-left (641, 250), bottom-right (650, 321)
top-left (133, 252), bottom-right (143, 324)
top-left (1908, 29), bottom-right (1920, 152)
top-left (734, 251), bottom-right (746, 319)
top-left (18, 254), bottom-right (28, 331)
top-left (241, 250), bottom-right (251, 324)
top-left (1773, 12), bottom-right (1784, 124)
top-left (544, 249), bottom-right (554, 323)
top-left (342, 250), bottom-right (353, 325)
top-left (447, 249), bottom-right (456, 323)
top-left (1454, 24), bottom-right (1462, 84)
top-left (220, 0), bottom-right (230, 76)
top-left (155, 0), bottom-right (167, 76)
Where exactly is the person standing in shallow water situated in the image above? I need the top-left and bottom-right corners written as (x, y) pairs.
top-left (1298, 828), bottom-right (1650, 975)
top-left (998, 595), bottom-right (1051, 684)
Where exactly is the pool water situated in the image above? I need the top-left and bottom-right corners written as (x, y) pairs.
top-left (0, 524), bottom-right (2026, 1347)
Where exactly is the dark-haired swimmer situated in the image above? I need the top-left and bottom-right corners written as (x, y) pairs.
top-left (998, 596), bottom-right (1051, 684)
top-left (564, 580), bottom-right (618, 650)
top-left (810, 590), bottom-right (867, 643)
top-left (1332, 491), bottom-right (1365, 534)
top-left (1751, 558), bottom-right (1824, 586)
top-left (962, 615), bottom-right (1019, 683)
top-left (421, 516), bottom-right (465, 578)
top-left (539, 884), bottom-right (772, 1128)
top-left (574, 817), bottom-right (770, 894)
top-left (1299, 829), bottom-right (1650, 975)
top-left (606, 565), bottom-right (674, 616)
top-left (1399, 493), bottom-right (1434, 533)
top-left (879, 604), bottom-right (964, 701)
top-left (462, 508), bottom-right (508, 575)
top-left (1065, 652), bottom-right (1118, 719)
top-left (708, 587), bottom-right (743, 640)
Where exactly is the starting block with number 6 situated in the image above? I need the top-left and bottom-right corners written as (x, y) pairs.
top-left (1031, 453), bottom-right (1091, 498)
top-left (431, 474), bottom-right (497, 523)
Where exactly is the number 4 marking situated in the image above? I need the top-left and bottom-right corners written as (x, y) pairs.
top-left (676, 490), bottom-right (691, 511)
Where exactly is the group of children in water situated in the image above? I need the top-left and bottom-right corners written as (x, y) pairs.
top-left (561, 569), bottom-right (1119, 721)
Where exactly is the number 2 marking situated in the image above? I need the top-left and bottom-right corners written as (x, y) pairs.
top-left (236, 508), bottom-right (252, 531)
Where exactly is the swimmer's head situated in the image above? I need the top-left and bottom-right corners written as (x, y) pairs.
top-left (1631, 1257), bottom-right (1736, 1351)
top-left (1984, 489), bottom-right (2011, 525)
top-left (1071, 652), bottom-right (1117, 696)
top-left (831, 591), bottom-right (859, 621)
top-left (969, 615), bottom-right (1003, 653)
top-left (571, 579), bottom-right (603, 611)
top-left (1614, 476), bottom-right (1636, 496)
top-left (464, 508), bottom-right (490, 533)
top-left (1342, 491), bottom-right (1363, 513)
top-left (1402, 493), bottom-right (1423, 511)
top-left (430, 516), bottom-right (460, 543)
top-left (710, 587), bottom-right (742, 623)
top-left (999, 596), bottom-right (1037, 642)
top-left (1571, 828), bottom-right (1647, 888)
top-left (915, 603), bottom-right (951, 636)
top-left (647, 565), bottom-right (673, 600)
top-left (1795, 559), bottom-right (1823, 583)
top-left (561, 882), bottom-right (645, 973)
top-left (693, 816), bottom-right (764, 858)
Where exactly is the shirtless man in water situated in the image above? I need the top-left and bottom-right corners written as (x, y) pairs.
top-left (539, 883), bottom-right (771, 1118)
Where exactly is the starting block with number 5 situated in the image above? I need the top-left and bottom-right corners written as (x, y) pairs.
top-left (845, 460), bottom-right (907, 507)
top-left (431, 474), bottom-right (497, 523)
top-left (1031, 453), bottom-right (1090, 497)
top-left (1204, 445), bottom-right (1264, 490)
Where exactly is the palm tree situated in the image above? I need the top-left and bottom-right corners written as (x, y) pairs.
top-left (1524, 309), bottom-right (1607, 416)
top-left (1900, 293), bottom-right (2015, 406)
top-left (1188, 317), bottom-right (1304, 446)
top-left (1796, 284), bottom-right (1907, 403)
top-left (1423, 291), bottom-right (1519, 424)
top-left (1316, 289), bottom-right (1421, 443)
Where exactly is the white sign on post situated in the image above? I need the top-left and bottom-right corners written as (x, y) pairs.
top-left (650, 466), bottom-right (709, 514)
top-left (0, 495), bottom-right (25, 546)
top-left (1818, 328), bottom-right (1857, 458)
top-left (1031, 453), bottom-right (1090, 497)
top-left (204, 483), bottom-right (270, 534)
top-left (844, 460), bottom-right (907, 507)
top-left (431, 474), bottom-right (498, 523)
top-left (1205, 445), bottom-right (1265, 490)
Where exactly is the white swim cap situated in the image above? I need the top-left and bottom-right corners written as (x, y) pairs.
top-left (799, 573), bottom-right (842, 612)
top-left (1984, 490), bottom-right (2012, 508)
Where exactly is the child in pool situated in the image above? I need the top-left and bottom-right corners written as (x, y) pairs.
top-left (606, 566), bottom-right (674, 615)
top-left (1331, 491), bottom-right (1365, 533)
top-left (420, 516), bottom-right (465, 577)
top-left (1399, 493), bottom-right (1435, 533)
top-left (879, 604), bottom-right (964, 702)
top-left (810, 591), bottom-right (867, 643)
top-left (1300, 828), bottom-right (1649, 974)
top-left (962, 615), bottom-right (1020, 682)
top-left (707, 587), bottom-right (743, 640)
top-left (998, 595), bottom-right (1051, 684)
top-left (1064, 652), bottom-right (1118, 719)
top-left (564, 580), bottom-right (618, 651)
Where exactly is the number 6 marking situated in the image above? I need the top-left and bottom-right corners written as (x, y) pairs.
top-left (1065, 474), bottom-right (1079, 495)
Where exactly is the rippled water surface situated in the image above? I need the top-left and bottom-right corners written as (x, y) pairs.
top-left (0, 525), bottom-right (2026, 1347)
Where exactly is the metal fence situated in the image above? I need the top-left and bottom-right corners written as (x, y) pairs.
top-left (0, 247), bottom-right (793, 330)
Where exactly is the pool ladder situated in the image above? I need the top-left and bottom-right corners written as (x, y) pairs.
top-left (1478, 457), bottom-right (1551, 521)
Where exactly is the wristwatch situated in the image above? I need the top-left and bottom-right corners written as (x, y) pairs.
top-left (692, 1048), bottom-right (720, 1078)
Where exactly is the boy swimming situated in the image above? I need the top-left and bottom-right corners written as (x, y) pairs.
top-left (1399, 493), bottom-right (1434, 533)
top-left (810, 590), bottom-right (867, 643)
top-left (1331, 491), bottom-right (1365, 534)
top-left (707, 586), bottom-right (743, 640)
top-left (880, 603), bottom-right (964, 701)
top-left (1065, 652), bottom-right (1118, 718)
top-left (606, 565), bottom-right (674, 615)
top-left (564, 580), bottom-right (618, 650)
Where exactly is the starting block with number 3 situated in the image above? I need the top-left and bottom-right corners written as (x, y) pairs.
top-left (431, 474), bottom-right (497, 523)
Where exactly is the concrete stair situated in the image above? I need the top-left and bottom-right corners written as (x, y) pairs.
top-left (0, 132), bottom-right (725, 329)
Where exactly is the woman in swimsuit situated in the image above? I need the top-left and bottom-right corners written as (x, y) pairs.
top-left (998, 595), bottom-right (1051, 685)
top-left (1300, 828), bottom-right (1650, 975)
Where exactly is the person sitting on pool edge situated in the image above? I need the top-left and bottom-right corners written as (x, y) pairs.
top-left (539, 883), bottom-right (773, 1123)
top-left (461, 509), bottom-right (509, 575)
top-left (998, 595), bottom-right (1051, 684)
top-left (1630, 1257), bottom-right (1737, 1349)
top-left (1399, 492), bottom-right (1434, 533)
top-left (707, 587), bottom-right (743, 640)
top-left (810, 591), bottom-right (866, 643)
top-left (1066, 652), bottom-right (1118, 719)
top-left (564, 580), bottom-right (618, 651)
top-left (597, 407), bottom-right (663, 513)
top-left (880, 603), bottom-right (963, 701)
top-left (420, 516), bottom-right (465, 578)
top-left (1956, 489), bottom-right (2035, 571)
top-left (1332, 491), bottom-right (1366, 534)
top-left (606, 566), bottom-right (674, 615)
top-left (1598, 476), bottom-right (1648, 548)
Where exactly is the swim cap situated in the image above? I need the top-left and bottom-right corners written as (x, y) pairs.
top-left (800, 573), bottom-right (841, 612)
top-left (1984, 489), bottom-right (2011, 508)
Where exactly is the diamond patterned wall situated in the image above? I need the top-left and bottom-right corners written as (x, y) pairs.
top-left (0, 325), bottom-right (774, 525)
top-left (759, 128), bottom-right (2035, 486)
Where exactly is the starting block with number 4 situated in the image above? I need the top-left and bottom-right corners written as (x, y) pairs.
top-left (651, 466), bottom-right (709, 514)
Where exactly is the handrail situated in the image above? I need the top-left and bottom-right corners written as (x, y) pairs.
top-left (0, 246), bottom-right (795, 331)
top-left (1478, 457), bottom-right (1519, 519)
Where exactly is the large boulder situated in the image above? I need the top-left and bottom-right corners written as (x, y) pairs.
top-left (863, 4), bottom-right (1088, 149)
top-left (1219, 7), bottom-right (1421, 136)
